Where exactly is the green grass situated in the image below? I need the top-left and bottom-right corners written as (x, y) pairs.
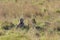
top-left (0, 0), bottom-right (60, 40)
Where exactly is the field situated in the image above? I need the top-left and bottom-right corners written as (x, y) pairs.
top-left (0, 0), bottom-right (60, 40)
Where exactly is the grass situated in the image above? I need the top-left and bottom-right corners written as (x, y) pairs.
top-left (0, 0), bottom-right (60, 40)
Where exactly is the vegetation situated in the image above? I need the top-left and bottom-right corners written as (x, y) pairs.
top-left (0, 0), bottom-right (60, 40)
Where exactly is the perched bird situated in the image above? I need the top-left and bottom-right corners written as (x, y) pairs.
top-left (17, 18), bottom-right (24, 28)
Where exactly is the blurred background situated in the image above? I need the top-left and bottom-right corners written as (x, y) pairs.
top-left (0, 0), bottom-right (60, 40)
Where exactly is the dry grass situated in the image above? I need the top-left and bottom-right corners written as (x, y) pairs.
top-left (0, 0), bottom-right (60, 40)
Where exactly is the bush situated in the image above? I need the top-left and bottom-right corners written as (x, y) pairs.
top-left (1, 21), bottom-right (15, 30)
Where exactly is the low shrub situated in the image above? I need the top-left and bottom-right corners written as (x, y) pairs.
top-left (1, 21), bottom-right (15, 30)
